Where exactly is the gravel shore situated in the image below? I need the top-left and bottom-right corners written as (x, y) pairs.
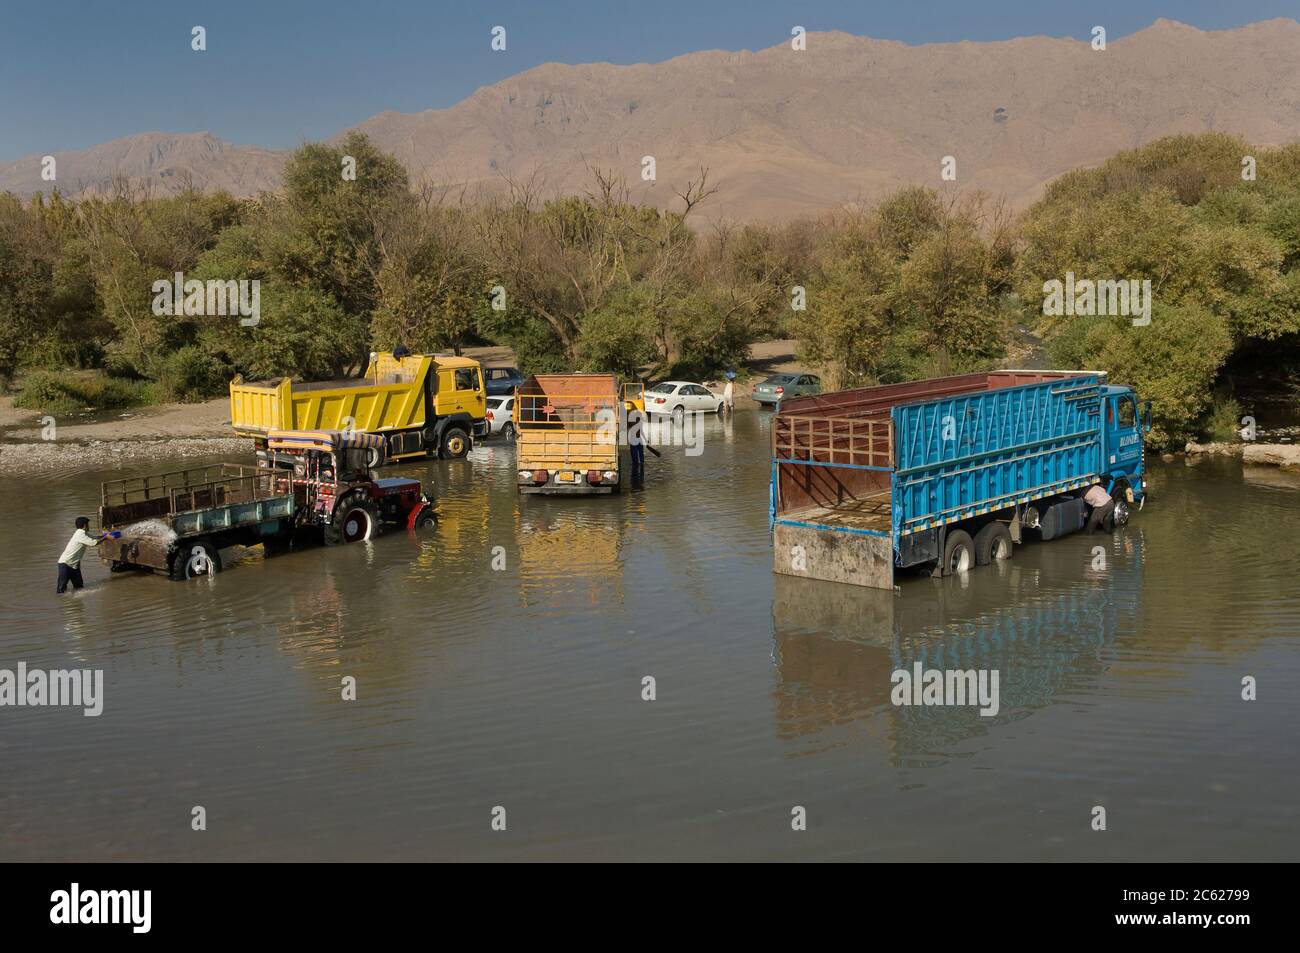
top-left (0, 437), bottom-right (252, 475)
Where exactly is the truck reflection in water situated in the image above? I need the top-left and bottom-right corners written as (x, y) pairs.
top-left (771, 530), bottom-right (1145, 764)
top-left (515, 508), bottom-right (630, 610)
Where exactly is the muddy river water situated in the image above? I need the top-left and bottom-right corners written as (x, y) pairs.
top-left (2, 410), bottom-right (1297, 861)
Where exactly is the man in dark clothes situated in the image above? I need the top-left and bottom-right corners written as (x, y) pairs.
top-left (626, 401), bottom-right (648, 488)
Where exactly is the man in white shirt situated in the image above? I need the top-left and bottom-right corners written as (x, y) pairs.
top-left (1083, 483), bottom-right (1115, 534)
top-left (57, 516), bottom-right (106, 593)
top-left (722, 371), bottom-right (735, 415)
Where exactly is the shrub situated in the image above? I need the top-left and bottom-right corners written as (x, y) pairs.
top-left (13, 370), bottom-right (154, 414)
top-left (157, 346), bottom-right (234, 403)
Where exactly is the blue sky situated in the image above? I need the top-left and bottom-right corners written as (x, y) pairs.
top-left (1, 1), bottom-right (1296, 160)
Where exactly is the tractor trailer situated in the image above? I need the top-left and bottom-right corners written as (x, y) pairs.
top-left (770, 370), bottom-right (1150, 589)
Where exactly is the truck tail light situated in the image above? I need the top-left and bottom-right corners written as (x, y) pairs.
top-left (602, 470), bottom-right (617, 481)
top-left (532, 469), bottom-right (549, 485)
top-left (586, 470), bottom-right (602, 484)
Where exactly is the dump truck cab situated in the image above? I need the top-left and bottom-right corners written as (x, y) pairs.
top-left (231, 352), bottom-right (487, 464)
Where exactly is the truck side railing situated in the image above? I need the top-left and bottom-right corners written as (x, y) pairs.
top-left (772, 414), bottom-right (894, 470)
top-left (101, 465), bottom-right (283, 528)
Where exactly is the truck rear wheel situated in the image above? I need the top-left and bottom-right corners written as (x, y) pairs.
top-left (325, 499), bottom-right (380, 545)
top-left (974, 522), bottom-right (1013, 565)
top-left (440, 427), bottom-right (470, 459)
top-left (941, 530), bottom-right (975, 576)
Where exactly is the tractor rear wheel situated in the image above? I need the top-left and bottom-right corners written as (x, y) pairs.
top-left (325, 498), bottom-right (381, 546)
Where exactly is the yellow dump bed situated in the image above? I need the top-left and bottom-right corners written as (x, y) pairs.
top-left (230, 354), bottom-right (436, 434)
top-left (515, 374), bottom-right (622, 494)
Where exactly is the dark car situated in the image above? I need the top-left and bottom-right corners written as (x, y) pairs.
top-left (484, 366), bottom-right (525, 397)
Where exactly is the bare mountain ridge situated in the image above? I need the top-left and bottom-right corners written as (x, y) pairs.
top-left (3, 18), bottom-right (1298, 218)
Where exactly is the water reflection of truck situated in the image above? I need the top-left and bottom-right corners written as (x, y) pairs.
top-left (771, 371), bottom-right (1151, 588)
top-left (771, 534), bottom-right (1145, 755)
top-left (229, 351), bottom-right (487, 463)
top-left (514, 374), bottom-right (642, 495)
top-left (98, 430), bottom-right (435, 580)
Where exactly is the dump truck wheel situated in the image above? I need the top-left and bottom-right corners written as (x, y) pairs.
top-left (974, 522), bottom-right (1013, 565)
top-left (172, 539), bottom-right (221, 580)
top-left (942, 530), bottom-right (975, 575)
top-left (325, 498), bottom-right (380, 545)
top-left (440, 428), bottom-right (470, 459)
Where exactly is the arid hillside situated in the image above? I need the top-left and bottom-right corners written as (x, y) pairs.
top-left (3, 18), bottom-right (1298, 217)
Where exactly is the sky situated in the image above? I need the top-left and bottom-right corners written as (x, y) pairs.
top-left (1, 0), bottom-right (1297, 161)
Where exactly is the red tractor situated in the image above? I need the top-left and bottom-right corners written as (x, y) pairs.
top-left (261, 429), bottom-right (436, 547)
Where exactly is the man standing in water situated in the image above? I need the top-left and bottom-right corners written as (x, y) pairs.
top-left (722, 370), bottom-right (735, 416)
top-left (57, 517), bottom-right (112, 593)
top-left (1083, 483), bottom-right (1115, 533)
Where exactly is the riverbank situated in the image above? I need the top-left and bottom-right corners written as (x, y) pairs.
top-left (0, 392), bottom-right (245, 474)
top-left (1186, 440), bottom-right (1300, 468)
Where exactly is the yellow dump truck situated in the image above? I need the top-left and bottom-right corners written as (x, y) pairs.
top-left (514, 374), bottom-right (642, 495)
top-left (230, 352), bottom-right (487, 462)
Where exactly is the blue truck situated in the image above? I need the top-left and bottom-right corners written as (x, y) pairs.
top-left (770, 370), bottom-right (1150, 588)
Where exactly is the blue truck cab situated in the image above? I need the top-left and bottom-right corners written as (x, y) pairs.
top-left (1101, 384), bottom-right (1149, 499)
top-left (771, 371), bottom-right (1151, 589)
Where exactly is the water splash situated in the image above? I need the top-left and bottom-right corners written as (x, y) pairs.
top-left (122, 518), bottom-right (178, 542)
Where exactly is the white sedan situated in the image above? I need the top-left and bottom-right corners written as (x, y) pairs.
top-left (485, 395), bottom-right (516, 439)
top-left (643, 381), bottom-right (725, 420)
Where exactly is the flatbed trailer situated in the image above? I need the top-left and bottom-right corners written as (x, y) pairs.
top-left (98, 464), bottom-right (295, 580)
top-left (771, 370), bottom-right (1151, 589)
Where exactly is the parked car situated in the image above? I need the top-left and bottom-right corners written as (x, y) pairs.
top-left (643, 381), bottom-right (725, 420)
top-left (752, 372), bottom-right (821, 406)
top-left (485, 395), bottom-right (517, 439)
top-left (484, 366), bottom-right (525, 397)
